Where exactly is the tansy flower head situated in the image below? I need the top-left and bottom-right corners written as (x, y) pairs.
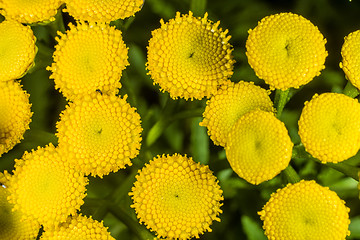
top-left (0, 172), bottom-right (40, 240)
top-left (7, 144), bottom-right (88, 228)
top-left (246, 12), bottom-right (327, 90)
top-left (146, 11), bottom-right (235, 100)
top-left (225, 110), bottom-right (293, 185)
top-left (0, 0), bottom-right (63, 24)
top-left (200, 80), bottom-right (273, 147)
top-left (40, 214), bottom-right (115, 239)
top-left (56, 93), bottom-right (142, 177)
top-left (0, 80), bottom-right (32, 157)
top-left (298, 92), bottom-right (360, 163)
top-left (0, 20), bottom-right (37, 81)
top-left (129, 154), bottom-right (223, 239)
top-left (259, 180), bottom-right (350, 240)
top-left (340, 30), bottom-right (360, 89)
top-left (63, 0), bottom-right (143, 22)
top-left (47, 21), bottom-right (129, 101)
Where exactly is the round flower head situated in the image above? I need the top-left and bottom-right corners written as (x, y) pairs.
top-left (298, 92), bottom-right (360, 163)
top-left (0, 171), bottom-right (40, 240)
top-left (246, 12), bottom-right (327, 90)
top-left (0, 20), bottom-right (37, 81)
top-left (64, 0), bottom-right (143, 22)
top-left (226, 110), bottom-right (293, 185)
top-left (259, 180), bottom-right (350, 240)
top-left (0, 81), bottom-right (32, 157)
top-left (56, 93), bottom-right (142, 177)
top-left (0, 0), bottom-right (62, 24)
top-left (40, 214), bottom-right (114, 239)
top-left (7, 144), bottom-right (88, 228)
top-left (147, 11), bottom-right (235, 100)
top-left (129, 154), bottom-right (223, 239)
top-left (340, 30), bottom-right (360, 90)
top-left (47, 21), bottom-right (129, 101)
top-left (200, 80), bottom-right (273, 147)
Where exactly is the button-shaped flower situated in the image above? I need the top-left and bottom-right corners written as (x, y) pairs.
top-left (64, 0), bottom-right (143, 22)
top-left (200, 80), bottom-right (273, 147)
top-left (47, 22), bottom-right (129, 101)
top-left (259, 180), bottom-right (350, 240)
top-left (298, 92), bottom-right (360, 163)
top-left (129, 154), bottom-right (223, 239)
top-left (7, 144), bottom-right (88, 228)
top-left (147, 11), bottom-right (235, 100)
top-left (0, 81), bottom-right (32, 157)
top-left (246, 12), bottom-right (327, 90)
top-left (226, 110), bottom-right (293, 185)
top-left (0, 20), bottom-right (37, 81)
top-left (56, 93), bottom-right (142, 177)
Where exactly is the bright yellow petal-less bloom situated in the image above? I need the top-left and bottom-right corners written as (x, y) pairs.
top-left (129, 154), bottom-right (223, 239)
top-left (340, 30), bottom-right (360, 90)
top-left (47, 22), bottom-right (129, 101)
top-left (7, 144), bottom-right (88, 228)
top-left (0, 171), bottom-right (40, 240)
top-left (56, 93), bottom-right (142, 177)
top-left (226, 110), bottom-right (293, 185)
top-left (0, 0), bottom-right (62, 24)
top-left (298, 92), bottom-right (360, 163)
top-left (40, 214), bottom-right (115, 239)
top-left (200, 80), bottom-right (273, 147)
top-left (64, 0), bottom-right (143, 22)
top-left (0, 20), bottom-right (37, 81)
top-left (0, 81), bottom-right (32, 157)
top-left (147, 11), bottom-right (235, 100)
top-left (246, 12), bottom-right (327, 90)
top-left (259, 180), bottom-right (350, 240)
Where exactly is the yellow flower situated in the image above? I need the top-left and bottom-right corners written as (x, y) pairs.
top-left (0, 80), bottom-right (32, 157)
top-left (298, 93), bottom-right (360, 163)
top-left (259, 180), bottom-right (350, 240)
top-left (0, 0), bottom-right (63, 24)
top-left (146, 11), bottom-right (235, 100)
top-left (47, 22), bottom-right (129, 101)
top-left (0, 171), bottom-right (40, 240)
top-left (0, 20), bottom-right (37, 81)
top-left (63, 0), bottom-right (143, 22)
top-left (129, 154), bottom-right (223, 239)
top-left (246, 12), bottom-right (327, 90)
top-left (225, 110), bottom-right (293, 185)
top-left (56, 93), bottom-right (142, 177)
top-left (340, 30), bottom-right (360, 89)
top-left (7, 144), bottom-right (88, 228)
top-left (200, 80), bottom-right (273, 147)
top-left (40, 214), bottom-right (115, 239)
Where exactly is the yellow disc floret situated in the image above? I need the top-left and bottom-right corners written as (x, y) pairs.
top-left (226, 110), bottom-right (293, 185)
top-left (56, 93), bottom-right (142, 177)
top-left (298, 92), bottom-right (360, 163)
top-left (0, 20), bottom-right (37, 81)
top-left (259, 180), bottom-right (350, 240)
top-left (40, 214), bottom-right (115, 239)
top-left (47, 22), bottom-right (129, 101)
top-left (0, 81), bottom-right (32, 157)
top-left (200, 80), bottom-right (273, 147)
top-left (129, 154), bottom-right (223, 239)
top-left (147, 11), bottom-right (235, 100)
top-left (246, 12), bottom-right (327, 90)
top-left (0, 0), bottom-right (63, 24)
top-left (7, 144), bottom-right (88, 228)
top-left (64, 0), bottom-right (143, 22)
top-left (340, 30), bottom-right (360, 90)
top-left (0, 172), bottom-right (40, 240)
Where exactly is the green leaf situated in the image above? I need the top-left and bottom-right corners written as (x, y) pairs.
top-left (241, 215), bottom-right (267, 240)
top-left (190, 117), bottom-right (209, 164)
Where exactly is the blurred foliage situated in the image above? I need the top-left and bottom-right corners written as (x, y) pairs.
top-left (2, 0), bottom-right (360, 239)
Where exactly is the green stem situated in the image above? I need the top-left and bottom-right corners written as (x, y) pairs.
top-left (343, 81), bottom-right (360, 98)
top-left (282, 164), bottom-right (301, 184)
top-left (274, 89), bottom-right (290, 118)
